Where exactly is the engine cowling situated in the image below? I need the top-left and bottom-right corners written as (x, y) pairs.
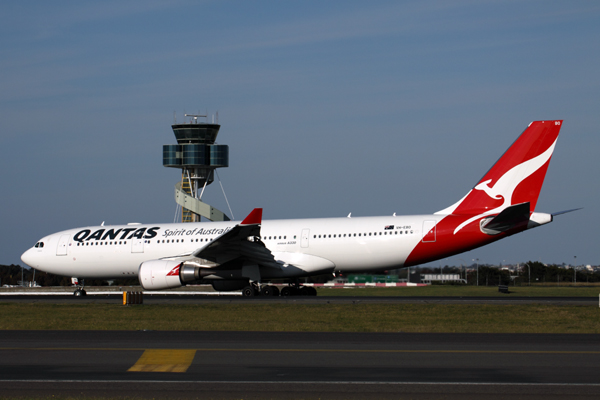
top-left (138, 260), bottom-right (184, 290)
top-left (138, 260), bottom-right (219, 290)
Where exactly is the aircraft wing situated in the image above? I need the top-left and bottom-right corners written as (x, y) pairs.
top-left (190, 208), bottom-right (279, 268)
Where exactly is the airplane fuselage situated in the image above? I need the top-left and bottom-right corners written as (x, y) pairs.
top-left (22, 214), bottom-right (453, 280)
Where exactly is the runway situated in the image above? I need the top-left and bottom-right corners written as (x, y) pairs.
top-left (1, 331), bottom-right (600, 399)
top-left (0, 293), bottom-right (597, 305)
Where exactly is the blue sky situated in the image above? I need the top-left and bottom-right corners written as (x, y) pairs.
top-left (1, 1), bottom-right (599, 268)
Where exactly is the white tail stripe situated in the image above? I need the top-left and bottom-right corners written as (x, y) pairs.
top-left (452, 138), bottom-right (557, 234)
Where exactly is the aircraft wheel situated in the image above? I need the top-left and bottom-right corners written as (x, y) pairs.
top-left (299, 286), bottom-right (311, 296)
top-left (280, 286), bottom-right (293, 297)
top-left (242, 286), bottom-right (255, 297)
top-left (307, 287), bottom-right (317, 296)
top-left (74, 289), bottom-right (86, 297)
top-left (261, 286), bottom-right (278, 296)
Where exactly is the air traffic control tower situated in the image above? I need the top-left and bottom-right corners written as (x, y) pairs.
top-left (163, 114), bottom-right (230, 222)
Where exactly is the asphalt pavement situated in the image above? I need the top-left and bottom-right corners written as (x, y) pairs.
top-left (1, 330), bottom-right (599, 399)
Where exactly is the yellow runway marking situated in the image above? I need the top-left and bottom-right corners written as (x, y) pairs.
top-left (128, 349), bottom-right (196, 373)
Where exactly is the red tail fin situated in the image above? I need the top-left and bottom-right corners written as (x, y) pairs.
top-left (437, 120), bottom-right (562, 218)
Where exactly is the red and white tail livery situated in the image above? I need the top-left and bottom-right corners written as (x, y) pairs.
top-left (21, 120), bottom-right (566, 296)
top-left (407, 120), bottom-right (562, 266)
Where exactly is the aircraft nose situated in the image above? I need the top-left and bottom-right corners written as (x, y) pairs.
top-left (21, 248), bottom-right (36, 267)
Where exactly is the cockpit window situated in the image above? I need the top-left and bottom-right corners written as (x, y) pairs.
top-left (34, 242), bottom-right (44, 248)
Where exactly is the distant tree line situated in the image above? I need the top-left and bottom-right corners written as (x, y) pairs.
top-left (409, 261), bottom-right (600, 286)
top-left (521, 261), bottom-right (600, 285)
top-left (0, 264), bottom-right (138, 287)
top-left (4, 261), bottom-right (598, 288)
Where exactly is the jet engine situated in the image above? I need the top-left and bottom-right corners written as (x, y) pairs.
top-left (138, 259), bottom-right (215, 290)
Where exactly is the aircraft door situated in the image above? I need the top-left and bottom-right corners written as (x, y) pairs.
top-left (131, 238), bottom-right (144, 253)
top-left (301, 229), bottom-right (310, 248)
top-left (56, 234), bottom-right (70, 256)
top-left (422, 221), bottom-right (437, 242)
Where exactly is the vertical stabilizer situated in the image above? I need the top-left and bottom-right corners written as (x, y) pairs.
top-left (436, 120), bottom-right (562, 219)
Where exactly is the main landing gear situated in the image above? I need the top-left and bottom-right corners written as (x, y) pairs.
top-left (280, 285), bottom-right (317, 297)
top-left (241, 282), bottom-right (317, 297)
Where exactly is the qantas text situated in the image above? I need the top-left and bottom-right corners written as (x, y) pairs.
top-left (73, 226), bottom-right (234, 242)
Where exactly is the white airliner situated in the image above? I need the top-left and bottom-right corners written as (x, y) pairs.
top-left (22, 120), bottom-right (566, 296)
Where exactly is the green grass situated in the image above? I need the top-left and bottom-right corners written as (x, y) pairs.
top-left (316, 285), bottom-right (600, 297)
top-left (1, 302), bottom-right (599, 333)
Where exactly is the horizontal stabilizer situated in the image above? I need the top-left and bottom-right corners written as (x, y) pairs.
top-left (552, 207), bottom-right (582, 216)
top-left (480, 202), bottom-right (530, 235)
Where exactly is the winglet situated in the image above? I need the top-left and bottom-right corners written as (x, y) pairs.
top-left (241, 208), bottom-right (263, 225)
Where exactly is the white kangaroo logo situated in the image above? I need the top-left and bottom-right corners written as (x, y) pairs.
top-left (452, 139), bottom-right (557, 234)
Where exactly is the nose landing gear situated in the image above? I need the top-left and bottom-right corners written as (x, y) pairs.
top-left (72, 277), bottom-right (87, 297)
